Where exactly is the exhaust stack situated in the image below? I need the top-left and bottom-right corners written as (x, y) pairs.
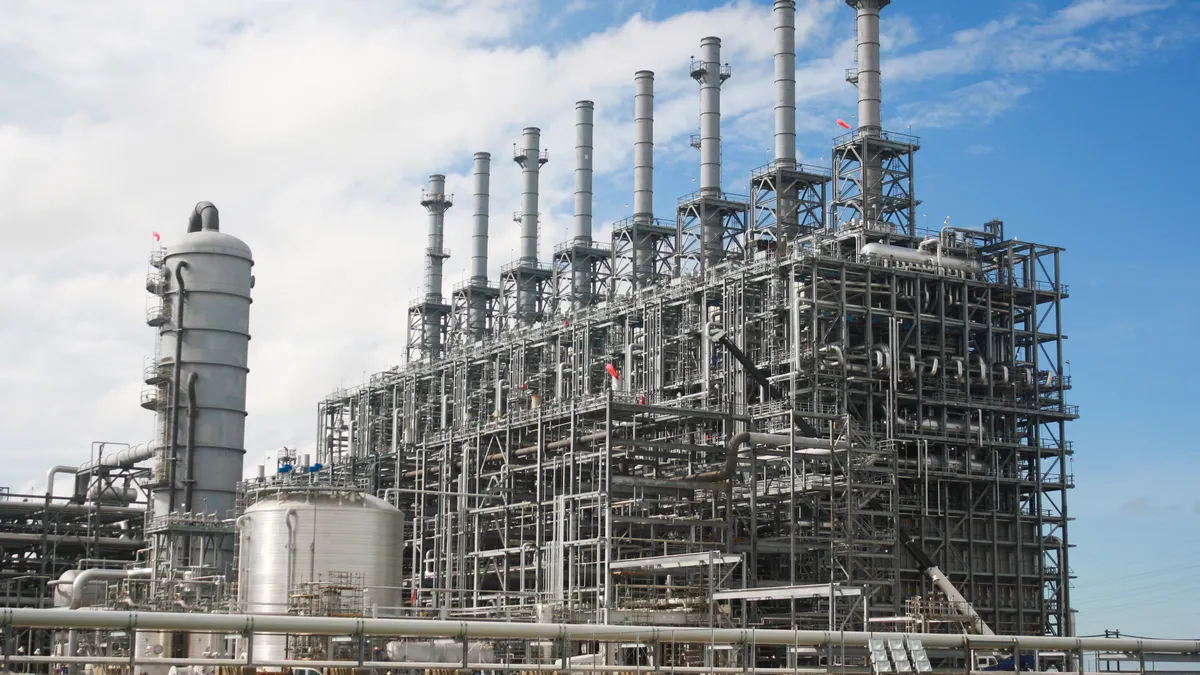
top-left (848, 0), bottom-right (887, 137)
top-left (514, 127), bottom-right (547, 265)
top-left (469, 153), bottom-right (491, 337)
top-left (774, 0), bottom-right (796, 166)
top-left (693, 37), bottom-right (728, 198)
top-left (574, 102), bottom-right (594, 244)
top-left (421, 174), bottom-right (452, 356)
top-left (633, 72), bottom-right (654, 222)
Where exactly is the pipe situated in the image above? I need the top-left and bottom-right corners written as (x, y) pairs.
top-left (284, 509), bottom-right (298, 598)
top-left (183, 371), bottom-right (198, 512)
top-left (68, 568), bottom-right (151, 610)
top-left (167, 259), bottom-right (190, 514)
top-left (514, 127), bottom-right (545, 265)
top-left (773, 0), bottom-right (796, 166)
top-left (9, 607), bottom-right (1198, 654)
top-left (76, 442), bottom-right (158, 473)
top-left (186, 201), bottom-right (219, 233)
top-left (900, 530), bottom-right (995, 636)
top-left (45, 466), bottom-right (77, 498)
top-left (688, 431), bottom-right (847, 483)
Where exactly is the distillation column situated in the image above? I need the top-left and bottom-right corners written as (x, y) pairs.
top-left (155, 202), bottom-right (253, 574)
top-left (469, 152), bottom-right (491, 337)
top-left (633, 71), bottom-right (655, 281)
top-left (693, 37), bottom-right (729, 265)
top-left (574, 102), bottom-right (594, 305)
top-left (422, 174), bottom-right (452, 356)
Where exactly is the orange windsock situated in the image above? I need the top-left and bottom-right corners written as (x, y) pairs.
top-left (837, 119), bottom-right (851, 130)
top-left (605, 363), bottom-right (620, 380)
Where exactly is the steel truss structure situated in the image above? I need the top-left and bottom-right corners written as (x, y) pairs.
top-left (316, 127), bottom-right (1076, 639)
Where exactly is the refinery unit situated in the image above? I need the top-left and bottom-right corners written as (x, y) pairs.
top-left (0, 1), bottom-right (1107, 673)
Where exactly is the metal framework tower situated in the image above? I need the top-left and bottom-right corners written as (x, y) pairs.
top-left (554, 102), bottom-right (613, 312)
top-left (499, 128), bottom-right (552, 329)
top-left (408, 175), bottom-right (453, 361)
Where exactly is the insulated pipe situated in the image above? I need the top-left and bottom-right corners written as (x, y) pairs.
top-left (166, 259), bottom-right (190, 514)
top-left (12, 607), bottom-right (1194, 653)
top-left (470, 153), bottom-right (491, 283)
top-left (514, 127), bottom-right (545, 264)
top-left (574, 102), bottom-right (594, 243)
top-left (633, 72), bottom-right (655, 222)
top-left (847, 0), bottom-right (886, 136)
top-left (860, 242), bottom-right (982, 274)
top-left (186, 201), bottom-right (219, 233)
top-left (68, 569), bottom-right (152, 610)
top-left (900, 530), bottom-right (995, 636)
top-left (183, 371), bottom-right (199, 513)
top-left (774, 0), bottom-right (797, 166)
top-left (687, 431), bottom-right (848, 483)
top-left (45, 466), bottom-right (77, 498)
top-left (77, 442), bottom-right (158, 473)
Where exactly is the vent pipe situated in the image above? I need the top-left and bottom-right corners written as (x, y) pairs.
top-left (774, 1), bottom-right (797, 166)
top-left (692, 37), bottom-right (728, 198)
top-left (470, 153), bottom-right (490, 284)
top-left (574, 102), bottom-right (594, 244)
top-left (848, 0), bottom-right (886, 137)
top-left (514, 127), bottom-right (546, 265)
top-left (187, 201), bottom-right (219, 233)
top-left (633, 72), bottom-right (654, 222)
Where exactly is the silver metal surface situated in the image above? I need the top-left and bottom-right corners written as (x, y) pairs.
top-left (633, 71), bottom-right (654, 221)
top-left (574, 101), bottom-right (594, 243)
top-left (695, 36), bottom-right (725, 197)
top-left (156, 223), bottom-right (253, 532)
top-left (239, 486), bottom-right (405, 660)
top-left (471, 152), bottom-right (491, 283)
top-left (515, 127), bottom-right (544, 265)
top-left (848, 0), bottom-right (885, 136)
top-left (774, 0), bottom-right (796, 165)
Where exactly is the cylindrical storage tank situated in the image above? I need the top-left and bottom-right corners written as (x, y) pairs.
top-left (238, 486), bottom-right (405, 661)
top-left (154, 203), bottom-right (253, 572)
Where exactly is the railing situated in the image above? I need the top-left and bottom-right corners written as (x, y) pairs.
top-left (677, 189), bottom-right (749, 206)
top-left (419, 191), bottom-right (453, 206)
top-left (424, 246), bottom-right (451, 258)
top-left (512, 147), bottom-right (549, 163)
top-left (833, 128), bottom-right (921, 147)
top-left (144, 270), bottom-right (166, 295)
top-left (750, 159), bottom-right (832, 179)
top-left (611, 216), bottom-right (675, 233)
top-left (500, 259), bottom-right (552, 275)
top-left (553, 237), bottom-right (613, 254)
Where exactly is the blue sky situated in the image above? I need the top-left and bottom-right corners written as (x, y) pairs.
top-left (0, 0), bottom-right (1197, 639)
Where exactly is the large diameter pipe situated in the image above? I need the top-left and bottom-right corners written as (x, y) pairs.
top-left (774, 0), bottom-right (796, 165)
top-left (515, 127), bottom-right (544, 264)
top-left (470, 153), bottom-right (491, 283)
top-left (68, 568), bottom-right (152, 610)
top-left (574, 102), bottom-right (594, 243)
top-left (849, 0), bottom-right (886, 136)
top-left (76, 442), bottom-right (159, 473)
top-left (633, 71), bottom-right (654, 221)
top-left (688, 431), bottom-right (848, 483)
top-left (695, 37), bottom-right (725, 197)
top-left (7, 608), bottom-right (1200, 654)
top-left (45, 466), bottom-right (77, 498)
top-left (860, 242), bottom-right (982, 274)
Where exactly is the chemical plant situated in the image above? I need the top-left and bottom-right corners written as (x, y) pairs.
top-left (8, 1), bottom-right (1176, 674)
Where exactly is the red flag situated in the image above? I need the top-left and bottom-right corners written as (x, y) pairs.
top-left (605, 363), bottom-right (620, 380)
top-left (152, 231), bottom-right (161, 241)
top-left (836, 119), bottom-right (851, 130)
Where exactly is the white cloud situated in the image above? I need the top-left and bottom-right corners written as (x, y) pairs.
top-left (0, 0), bottom-right (1185, 492)
top-left (896, 80), bottom-right (1031, 129)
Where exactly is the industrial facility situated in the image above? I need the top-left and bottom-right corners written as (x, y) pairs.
top-left (0, 2), bottom-right (1097, 673)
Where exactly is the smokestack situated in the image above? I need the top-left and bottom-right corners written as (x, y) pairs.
top-left (514, 127), bottom-right (546, 265)
top-left (633, 71), bottom-right (654, 222)
top-left (471, 153), bottom-right (490, 283)
top-left (574, 102), bottom-right (594, 243)
top-left (774, 1), bottom-right (797, 165)
top-left (692, 37), bottom-right (728, 197)
top-left (421, 174), bottom-right (452, 356)
top-left (848, 0), bottom-right (886, 136)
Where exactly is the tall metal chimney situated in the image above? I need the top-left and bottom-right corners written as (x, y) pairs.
top-left (421, 174), bottom-right (452, 356)
top-left (774, 0), bottom-right (797, 166)
top-left (633, 71), bottom-right (654, 221)
top-left (633, 70), bottom-right (655, 285)
top-left (574, 102), bottom-right (594, 244)
top-left (693, 37), bottom-right (728, 197)
top-left (848, 0), bottom-right (886, 137)
top-left (471, 154), bottom-right (490, 284)
top-left (514, 127), bottom-right (546, 265)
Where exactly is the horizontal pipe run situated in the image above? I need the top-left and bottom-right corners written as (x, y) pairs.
top-left (4, 608), bottom-right (1200, 654)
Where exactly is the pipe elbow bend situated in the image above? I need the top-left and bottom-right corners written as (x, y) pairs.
top-left (187, 201), bottom-right (220, 233)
